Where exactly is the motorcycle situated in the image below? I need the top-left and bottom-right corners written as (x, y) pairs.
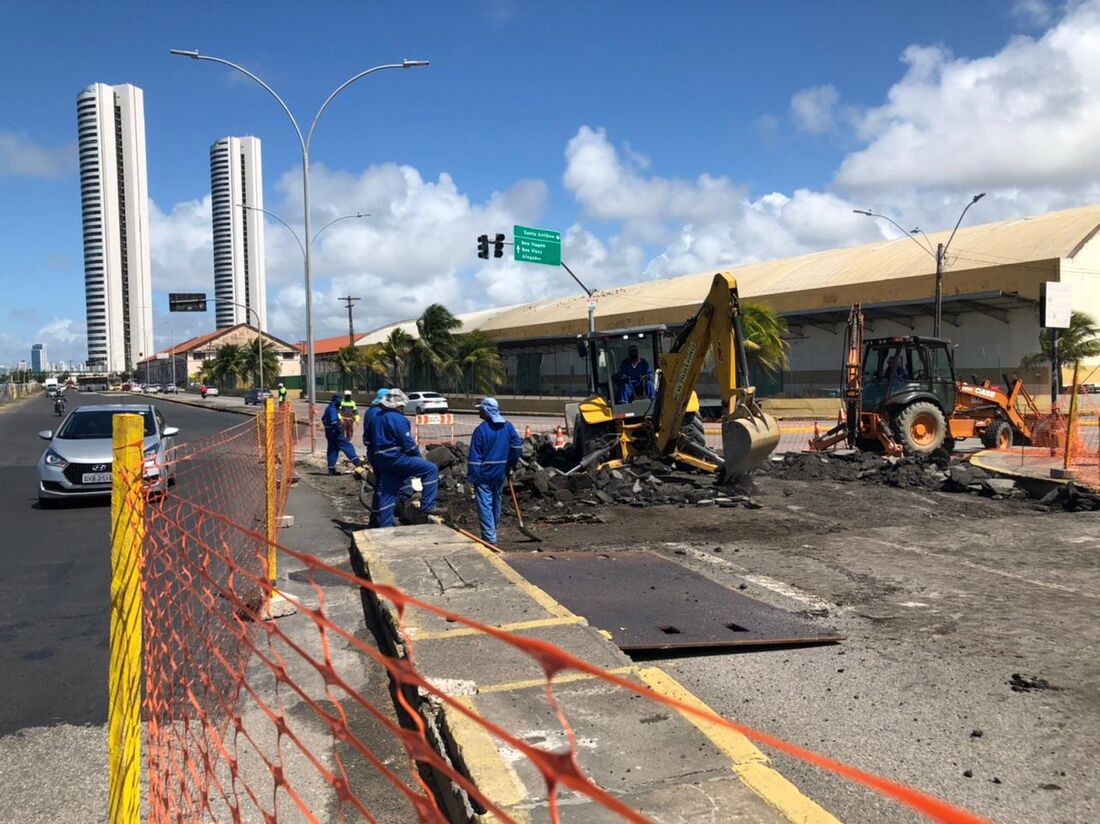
top-left (54, 396), bottom-right (66, 417)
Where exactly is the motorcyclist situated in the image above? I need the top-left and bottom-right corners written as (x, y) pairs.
top-left (54, 394), bottom-right (66, 416)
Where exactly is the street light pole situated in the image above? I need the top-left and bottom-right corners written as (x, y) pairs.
top-left (171, 49), bottom-right (429, 451)
top-left (854, 193), bottom-right (985, 337)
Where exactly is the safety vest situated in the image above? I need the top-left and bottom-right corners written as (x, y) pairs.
top-left (278, 387), bottom-right (287, 401)
top-left (339, 399), bottom-right (360, 422)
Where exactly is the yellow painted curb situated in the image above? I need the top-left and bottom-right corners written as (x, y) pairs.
top-left (448, 696), bottom-right (530, 822)
top-left (636, 667), bottom-right (841, 824)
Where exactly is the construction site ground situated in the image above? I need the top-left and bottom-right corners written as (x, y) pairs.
top-left (309, 452), bottom-right (1100, 824)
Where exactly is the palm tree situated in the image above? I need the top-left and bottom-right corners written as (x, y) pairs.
top-left (740, 302), bottom-right (789, 376)
top-left (240, 337), bottom-right (280, 388)
top-left (378, 328), bottom-right (415, 387)
top-left (1022, 311), bottom-right (1100, 386)
top-left (208, 343), bottom-right (246, 388)
top-left (453, 330), bottom-right (505, 395)
top-left (333, 345), bottom-right (367, 390)
top-left (356, 344), bottom-right (389, 388)
top-left (412, 303), bottom-right (462, 385)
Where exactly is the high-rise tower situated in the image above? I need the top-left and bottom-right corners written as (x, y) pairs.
top-left (77, 83), bottom-right (153, 373)
top-left (210, 136), bottom-right (267, 330)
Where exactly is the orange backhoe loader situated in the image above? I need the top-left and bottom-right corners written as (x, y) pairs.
top-left (810, 304), bottom-right (1042, 456)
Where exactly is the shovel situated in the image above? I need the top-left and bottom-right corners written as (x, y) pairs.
top-left (507, 477), bottom-right (542, 542)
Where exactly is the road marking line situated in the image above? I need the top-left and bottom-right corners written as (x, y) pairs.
top-left (865, 538), bottom-right (1098, 600)
top-left (477, 666), bottom-right (638, 695)
top-left (409, 615), bottom-right (585, 641)
top-left (665, 544), bottom-right (840, 611)
top-left (636, 667), bottom-right (842, 824)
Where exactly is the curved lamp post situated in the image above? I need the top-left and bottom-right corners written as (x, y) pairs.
top-left (170, 48), bottom-right (429, 450)
top-left (854, 193), bottom-right (985, 337)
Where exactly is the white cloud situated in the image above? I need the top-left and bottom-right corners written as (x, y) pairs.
top-left (0, 132), bottom-right (75, 178)
top-left (836, 0), bottom-right (1100, 197)
top-left (562, 127), bottom-right (879, 285)
top-left (790, 85), bottom-right (840, 134)
top-left (149, 195), bottom-right (214, 291)
top-left (1013, 0), bottom-right (1056, 26)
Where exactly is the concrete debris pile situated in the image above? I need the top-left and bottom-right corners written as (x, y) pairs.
top-left (761, 449), bottom-right (1100, 511)
top-left (421, 433), bottom-right (760, 527)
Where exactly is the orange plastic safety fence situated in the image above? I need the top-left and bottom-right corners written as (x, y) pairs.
top-left (135, 404), bottom-right (988, 823)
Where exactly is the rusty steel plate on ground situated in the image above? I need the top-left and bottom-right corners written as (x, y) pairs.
top-left (504, 550), bottom-right (843, 652)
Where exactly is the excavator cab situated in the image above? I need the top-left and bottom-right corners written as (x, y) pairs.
top-left (579, 326), bottom-right (670, 421)
top-left (861, 337), bottom-right (957, 413)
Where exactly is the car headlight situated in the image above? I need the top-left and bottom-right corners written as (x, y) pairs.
top-left (43, 448), bottom-right (68, 469)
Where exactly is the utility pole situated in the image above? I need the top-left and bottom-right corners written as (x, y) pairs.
top-left (339, 295), bottom-right (361, 347)
top-left (934, 243), bottom-right (944, 338)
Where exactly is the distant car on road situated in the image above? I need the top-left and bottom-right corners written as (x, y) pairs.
top-left (146, 384), bottom-right (163, 394)
top-left (244, 388), bottom-right (274, 405)
top-left (36, 404), bottom-right (180, 507)
top-left (406, 391), bottom-right (449, 415)
top-left (162, 384), bottom-right (179, 394)
top-left (201, 386), bottom-right (219, 397)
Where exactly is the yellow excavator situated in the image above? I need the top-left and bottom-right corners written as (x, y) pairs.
top-left (570, 271), bottom-right (781, 480)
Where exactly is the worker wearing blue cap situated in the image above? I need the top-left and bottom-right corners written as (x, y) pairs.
top-left (467, 397), bottom-right (523, 544)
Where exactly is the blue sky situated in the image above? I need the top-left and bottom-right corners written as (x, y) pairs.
top-left (2, 0), bottom-right (1096, 367)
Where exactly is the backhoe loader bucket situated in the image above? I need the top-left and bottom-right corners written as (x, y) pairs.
top-left (721, 389), bottom-right (781, 479)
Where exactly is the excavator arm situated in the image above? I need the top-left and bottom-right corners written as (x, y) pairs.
top-left (654, 272), bottom-right (781, 477)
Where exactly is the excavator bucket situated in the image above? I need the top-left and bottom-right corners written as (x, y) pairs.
top-left (721, 388), bottom-right (781, 479)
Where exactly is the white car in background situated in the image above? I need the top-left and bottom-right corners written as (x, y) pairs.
top-left (406, 391), bottom-right (449, 415)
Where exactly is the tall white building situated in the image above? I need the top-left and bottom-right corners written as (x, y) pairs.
top-left (210, 136), bottom-right (267, 330)
top-left (77, 83), bottom-right (153, 374)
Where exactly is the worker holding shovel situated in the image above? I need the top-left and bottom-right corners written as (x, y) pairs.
top-left (467, 398), bottom-right (523, 544)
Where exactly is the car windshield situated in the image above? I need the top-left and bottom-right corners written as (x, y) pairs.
top-left (421, 392), bottom-right (442, 399)
top-left (57, 410), bottom-right (156, 439)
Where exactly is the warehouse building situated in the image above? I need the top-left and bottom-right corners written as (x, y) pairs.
top-left (363, 204), bottom-right (1100, 400)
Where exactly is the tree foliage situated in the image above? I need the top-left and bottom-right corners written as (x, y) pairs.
top-left (1022, 310), bottom-right (1100, 371)
top-left (240, 337), bottom-right (281, 388)
top-left (740, 302), bottom-right (789, 376)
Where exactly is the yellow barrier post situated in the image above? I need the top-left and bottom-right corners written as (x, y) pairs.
top-left (109, 413), bottom-right (144, 824)
top-left (1063, 361), bottom-right (1080, 472)
top-left (264, 397), bottom-right (277, 584)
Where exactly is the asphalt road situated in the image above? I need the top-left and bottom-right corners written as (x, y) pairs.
top-left (0, 392), bottom-right (241, 737)
top-left (526, 479), bottom-right (1100, 824)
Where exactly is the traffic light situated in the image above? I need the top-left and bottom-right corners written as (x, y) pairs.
top-left (477, 234), bottom-right (489, 259)
top-left (493, 233), bottom-right (505, 258)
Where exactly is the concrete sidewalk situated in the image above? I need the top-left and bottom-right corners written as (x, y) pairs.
top-left (354, 525), bottom-right (839, 823)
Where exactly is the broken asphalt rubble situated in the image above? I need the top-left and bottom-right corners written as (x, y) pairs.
top-left (411, 433), bottom-right (1099, 522)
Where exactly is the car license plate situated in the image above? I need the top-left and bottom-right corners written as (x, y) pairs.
top-left (82, 472), bottom-right (112, 484)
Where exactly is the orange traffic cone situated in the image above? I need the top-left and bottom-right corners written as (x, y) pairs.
top-left (837, 406), bottom-right (846, 425)
top-left (524, 424), bottom-right (532, 441)
top-left (813, 421), bottom-right (822, 440)
top-left (554, 426), bottom-right (565, 450)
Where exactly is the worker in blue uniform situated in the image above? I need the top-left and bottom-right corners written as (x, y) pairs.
top-left (615, 344), bottom-right (656, 403)
top-left (322, 393), bottom-right (362, 475)
top-left (362, 388), bottom-right (408, 528)
top-left (466, 398), bottom-right (523, 544)
top-left (365, 389), bottom-right (440, 527)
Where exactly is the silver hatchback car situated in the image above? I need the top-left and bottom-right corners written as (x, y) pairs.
top-left (37, 404), bottom-right (179, 506)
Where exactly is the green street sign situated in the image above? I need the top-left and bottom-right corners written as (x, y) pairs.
top-left (514, 224), bottom-right (561, 267)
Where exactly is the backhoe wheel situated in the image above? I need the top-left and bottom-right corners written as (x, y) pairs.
top-left (573, 414), bottom-right (616, 461)
top-left (981, 420), bottom-right (1014, 450)
top-left (896, 402), bottom-right (947, 456)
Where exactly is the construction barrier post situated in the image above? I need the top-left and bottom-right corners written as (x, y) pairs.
top-left (109, 413), bottom-right (144, 824)
top-left (264, 397), bottom-right (277, 584)
top-left (1063, 361), bottom-right (1080, 472)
